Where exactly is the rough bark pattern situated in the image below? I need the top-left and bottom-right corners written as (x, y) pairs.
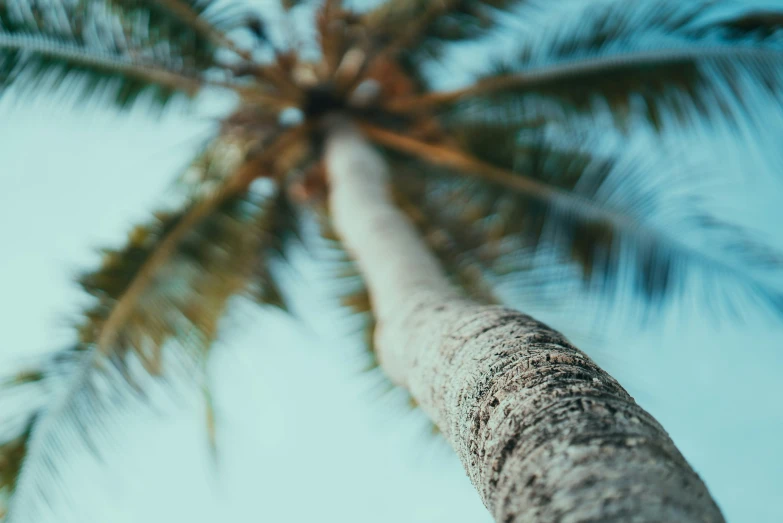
top-left (325, 123), bottom-right (724, 522)
top-left (387, 298), bottom-right (724, 522)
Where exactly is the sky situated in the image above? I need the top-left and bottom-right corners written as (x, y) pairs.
top-left (1, 1), bottom-right (783, 522)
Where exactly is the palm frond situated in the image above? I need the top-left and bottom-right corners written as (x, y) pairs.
top-left (131, 0), bottom-right (255, 61)
top-left (366, 124), bottom-right (783, 318)
top-left (0, 0), bottom-right (249, 109)
top-left (363, 0), bottom-right (529, 54)
top-left (282, 0), bottom-right (308, 11)
top-left (1, 140), bottom-right (296, 521)
top-left (0, 426), bottom-right (30, 520)
top-left (0, 349), bottom-right (83, 521)
top-left (1, 372), bottom-right (41, 511)
top-left (391, 1), bottom-right (783, 134)
top-left (697, 9), bottom-right (783, 40)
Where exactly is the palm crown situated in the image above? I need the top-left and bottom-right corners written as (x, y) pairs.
top-left (2, 0), bottom-right (783, 519)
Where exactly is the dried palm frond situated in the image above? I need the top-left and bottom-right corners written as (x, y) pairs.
top-left (0, 127), bottom-right (301, 519)
top-left (390, 1), bottom-right (783, 134)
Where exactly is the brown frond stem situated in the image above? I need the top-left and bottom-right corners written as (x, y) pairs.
top-left (202, 361), bottom-right (218, 460)
top-left (95, 124), bottom-right (310, 356)
top-left (235, 123), bottom-right (313, 183)
top-left (382, 1), bottom-right (454, 54)
top-left (232, 83), bottom-right (299, 110)
top-left (0, 32), bottom-right (288, 103)
top-left (95, 187), bottom-right (237, 355)
top-left (157, 0), bottom-right (304, 98)
top-left (0, 34), bottom-right (211, 96)
top-left (262, 61), bottom-right (304, 97)
top-left (384, 45), bottom-right (783, 113)
top-left (365, 0), bottom-right (457, 60)
top-left (156, 0), bottom-right (255, 63)
top-left (226, 63), bottom-right (304, 105)
top-left (358, 122), bottom-right (778, 298)
top-left (327, 1), bottom-right (456, 98)
top-left (357, 122), bottom-right (556, 200)
top-left (317, 0), bottom-right (347, 78)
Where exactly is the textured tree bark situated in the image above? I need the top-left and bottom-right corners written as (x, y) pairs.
top-left (325, 122), bottom-right (725, 522)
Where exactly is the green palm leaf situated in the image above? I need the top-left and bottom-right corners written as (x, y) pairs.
top-left (115, 0), bottom-right (258, 63)
top-left (0, 370), bottom-right (44, 520)
top-left (0, 350), bottom-right (83, 522)
top-left (0, 425), bottom-right (30, 521)
top-left (396, 1), bottom-right (783, 134)
top-left (378, 127), bottom-right (783, 317)
top-left (363, 0), bottom-right (529, 51)
top-left (0, 135), bottom-right (294, 521)
top-left (0, 0), bottom-right (250, 109)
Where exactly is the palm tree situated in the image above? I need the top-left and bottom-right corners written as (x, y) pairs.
top-left (2, 0), bottom-right (782, 521)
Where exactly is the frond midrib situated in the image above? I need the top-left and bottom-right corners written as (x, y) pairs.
top-left (388, 43), bottom-right (783, 110)
top-left (360, 124), bottom-right (783, 301)
top-left (0, 32), bottom-right (203, 94)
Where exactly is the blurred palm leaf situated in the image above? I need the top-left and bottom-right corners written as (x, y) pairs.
top-left (373, 125), bottom-right (783, 317)
top-left (397, 1), bottom-right (783, 134)
top-left (282, 0), bottom-right (310, 11)
top-left (1, 373), bottom-right (43, 519)
top-left (0, 424), bottom-right (30, 521)
top-left (0, 349), bottom-right (84, 522)
top-left (0, 0), bottom-right (249, 108)
top-left (696, 9), bottom-right (783, 40)
top-left (102, 0), bottom-right (251, 68)
top-left (0, 134), bottom-right (295, 521)
top-left (3, 0), bottom-right (783, 518)
top-left (363, 0), bottom-right (530, 53)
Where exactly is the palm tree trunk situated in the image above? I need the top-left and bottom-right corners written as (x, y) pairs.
top-left (324, 122), bottom-right (725, 523)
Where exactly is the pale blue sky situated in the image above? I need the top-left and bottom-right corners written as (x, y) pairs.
top-left (1, 1), bottom-right (783, 522)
